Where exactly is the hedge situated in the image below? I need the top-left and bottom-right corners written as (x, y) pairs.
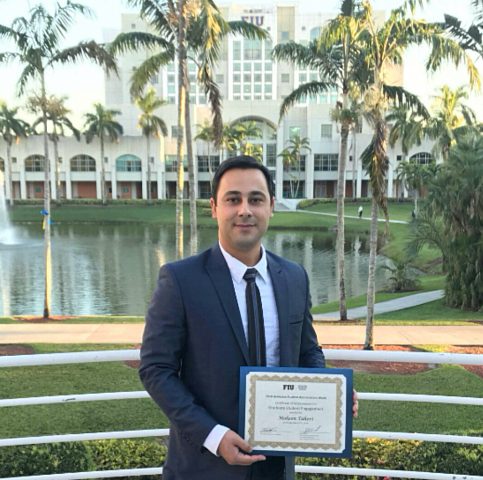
top-left (0, 439), bottom-right (480, 478)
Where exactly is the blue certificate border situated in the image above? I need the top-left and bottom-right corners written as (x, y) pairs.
top-left (239, 367), bottom-right (353, 458)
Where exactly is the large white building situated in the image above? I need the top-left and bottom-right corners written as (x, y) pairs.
top-left (0, 2), bottom-right (434, 202)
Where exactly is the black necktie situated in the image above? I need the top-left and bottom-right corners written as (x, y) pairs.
top-left (243, 268), bottom-right (266, 366)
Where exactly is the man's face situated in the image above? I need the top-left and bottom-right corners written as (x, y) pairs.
top-left (210, 168), bottom-right (274, 265)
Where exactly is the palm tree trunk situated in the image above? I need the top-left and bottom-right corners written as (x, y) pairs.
top-left (147, 133), bottom-right (152, 203)
top-left (175, 0), bottom-right (187, 259)
top-left (364, 197), bottom-right (378, 350)
top-left (6, 142), bottom-right (14, 207)
top-left (100, 136), bottom-right (106, 205)
top-left (352, 128), bottom-right (357, 199)
top-left (185, 89), bottom-right (198, 255)
top-left (41, 73), bottom-right (52, 319)
top-left (337, 121), bottom-right (349, 321)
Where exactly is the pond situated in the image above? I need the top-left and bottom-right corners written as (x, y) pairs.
top-left (0, 223), bottom-right (392, 316)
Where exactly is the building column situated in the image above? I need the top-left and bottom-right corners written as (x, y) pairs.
top-left (387, 163), bottom-right (394, 198)
top-left (20, 161), bottom-right (27, 200)
top-left (111, 166), bottom-right (117, 200)
top-left (65, 165), bottom-right (72, 200)
top-left (356, 157), bottom-right (362, 198)
top-left (305, 110), bottom-right (314, 199)
top-left (157, 136), bottom-right (166, 199)
top-left (50, 155), bottom-right (57, 201)
top-left (275, 123), bottom-right (284, 201)
top-left (96, 169), bottom-right (102, 200)
top-left (3, 168), bottom-right (11, 202)
top-left (141, 158), bottom-right (147, 200)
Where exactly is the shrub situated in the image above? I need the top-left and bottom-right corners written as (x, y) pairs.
top-left (295, 439), bottom-right (482, 479)
top-left (88, 439), bottom-right (167, 479)
top-left (0, 442), bottom-right (93, 476)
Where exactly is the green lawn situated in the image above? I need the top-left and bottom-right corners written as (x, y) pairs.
top-left (0, 344), bottom-right (480, 439)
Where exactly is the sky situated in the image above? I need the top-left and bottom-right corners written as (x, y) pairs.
top-left (0, 0), bottom-right (481, 123)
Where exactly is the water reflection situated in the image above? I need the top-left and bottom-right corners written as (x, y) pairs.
top-left (0, 224), bottom-right (391, 315)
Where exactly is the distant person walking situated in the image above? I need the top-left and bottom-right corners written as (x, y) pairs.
top-left (358, 205), bottom-right (363, 219)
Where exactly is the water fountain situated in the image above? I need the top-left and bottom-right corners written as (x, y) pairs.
top-left (0, 171), bottom-right (18, 245)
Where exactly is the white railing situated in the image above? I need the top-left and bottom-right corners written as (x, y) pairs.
top-left (0, 349), bottom-right (482, 480)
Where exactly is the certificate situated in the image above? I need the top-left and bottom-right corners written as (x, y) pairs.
top-left (239, 367), bottom-right (353, 457)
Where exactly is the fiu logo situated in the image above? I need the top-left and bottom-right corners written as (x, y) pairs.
top-left (241, 15), bottom-right (264, 26)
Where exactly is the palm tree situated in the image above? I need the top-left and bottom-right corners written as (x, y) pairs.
top-left (279, 135), bottom-right (311, 199)
top-left (27, 95), bottom-right (80, 203)
top-left (426, 85), bottom-right (476, 162)
top-left (273, 0), bottom-right (369, 321)
top-left (425, 129), bottom-right (482, 311)
top-left (135, 87), bottom-right (168, 203)
top-left (195, 121), bottom-right (216, 188)
top-left (111, 0), bottom-right (267, 257)
top-left (359, 1), bottom-right (479, 349)
top-left (395, 160), bottom-right (425, 214)
top-left (231, 120), bottom-right (263, 160)
top-left (0, 102), bottom-right (30, 206)
top-left (387, 104), bottom-right (427, 198)
top-left (84, 103), bottom-right (124, 204)
top-left (0, 2), bottom-right (117, 319)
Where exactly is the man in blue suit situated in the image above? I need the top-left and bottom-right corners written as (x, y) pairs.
top-left (140, 155), bottom-right (327, 479)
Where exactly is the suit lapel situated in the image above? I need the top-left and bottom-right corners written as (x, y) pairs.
top-left (267, 253), bottom-right (291, 366)
top-left (205, 245), bottom-right (250, 364)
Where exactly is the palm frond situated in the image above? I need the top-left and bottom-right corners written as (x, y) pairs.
top-left (383, 85), bottom-right (430, 118)
top-left (130, 50), bottom-right (174, 98)
top-left (226, 21), bottom-right (269, 40)
top-left (49, 41), bottom-right (118, 75)
top-left (279, 81), bottom-right (335, 120)
top-left (51, 2), bottom-right (93, 39)
top-left (109, 31), bottom-right (173, 56)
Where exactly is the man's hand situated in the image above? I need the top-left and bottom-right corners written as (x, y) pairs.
top-left (217, 430), bottom-right (266, 466)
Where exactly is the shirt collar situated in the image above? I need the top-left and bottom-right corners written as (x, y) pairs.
top-left (219, 242), bottom-right (269, 285)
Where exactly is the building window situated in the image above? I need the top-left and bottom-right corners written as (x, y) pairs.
top-left (198, 181), bottom-right (212, 199)
top-left (150, 74), bottom-right (158, 84)
top-left (165, 155), bottom-right (187, 172)
top-left (410, 152), bottom-right (433, 165)
top-left (233, 41), bottom-right (241, 61)
top-left (286, 155), bottom-right (306, 172)
top-left (321, 124), bottom-right (332, 138)
top-left (216, 74), bottom-right (224, 83)
top-left (171, 125), bottom-right (181, 138)
top-left (314, 153), bottom-right (338, 171)
top-left (197, 155), bottom-right (220, 172)
top-left (244, 39), bottom-right (262, 60)
top-left (280, 31), bottom-right (290, 42)
top-left (116, 155), bottom-right (142, 172)
top-left (70, 155), bottom-right (96, 172)
top-left (396, 155), bottom-right (402, 161)
top-left (25, 155), bottom-right (45, 172)
top-left (266, 144), bottom-right (276, 167)
top-left (289, 126), bottom-right (301, 139)
top-left (281, 73), bottom-right (290, 83)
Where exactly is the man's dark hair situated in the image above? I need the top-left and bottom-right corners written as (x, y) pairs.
top-left (211, 155), bottom-right (275, 202)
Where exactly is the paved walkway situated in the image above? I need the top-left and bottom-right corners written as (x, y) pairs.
top-left (296, 209), bottom-right (409, 224)
top-left (1, 290), bottom-right (480, 347)
top-left (314, 290), bottom-right (444, 321)
top-left (0, 323), bottom-right (481, 346)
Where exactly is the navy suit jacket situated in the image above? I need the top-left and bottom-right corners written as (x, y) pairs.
top-left (139, 244), bottom-right (325, 480)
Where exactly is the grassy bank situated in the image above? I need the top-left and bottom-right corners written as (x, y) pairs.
top-left (0, 344), bottom-right (481, 439)
top-left (9, 200), bottom-right (441, 267)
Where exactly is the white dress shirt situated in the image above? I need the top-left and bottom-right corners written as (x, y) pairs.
top-left (203, 243), bottom-right (280, 456)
